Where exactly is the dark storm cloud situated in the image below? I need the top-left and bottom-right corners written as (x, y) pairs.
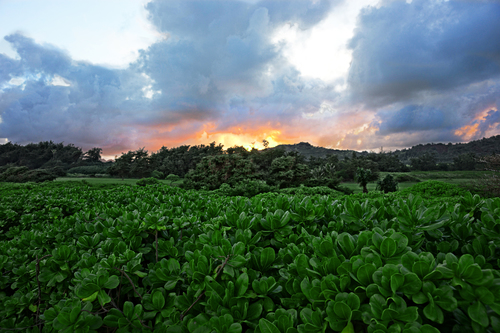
top-left (376, 105), bottom-right (448, 135)
top-left (348, 0), bottom-right (500, 106)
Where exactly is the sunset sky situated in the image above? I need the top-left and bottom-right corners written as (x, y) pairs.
top-left (1, 0), bottom-right (499, 157)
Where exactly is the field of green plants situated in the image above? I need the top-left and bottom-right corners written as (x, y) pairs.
top-left (0, 181), bottom-right (499, 332)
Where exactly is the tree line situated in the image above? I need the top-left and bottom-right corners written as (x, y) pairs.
top-left (0, 140), bottom-right (493, 187)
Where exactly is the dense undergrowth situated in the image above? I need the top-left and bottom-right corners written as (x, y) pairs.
top-left (0, 181), bottom-right (499, 332)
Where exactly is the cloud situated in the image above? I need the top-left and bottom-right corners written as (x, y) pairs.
top-left (0, 34), bottom-right (154, 151)
top-left (0, 1), bottom-right (341, 154)
top-left (347, 0), bottom-right (500, 106)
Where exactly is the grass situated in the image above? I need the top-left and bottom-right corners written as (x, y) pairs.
top-left (49, 170), bottom-right (492, 195)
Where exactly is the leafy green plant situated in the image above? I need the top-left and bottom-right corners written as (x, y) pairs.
top-left (0, 182), bottom-right (499, 332)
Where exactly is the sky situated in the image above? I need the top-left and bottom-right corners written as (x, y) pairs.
top-left (1, 0), bottom-right (500, 157)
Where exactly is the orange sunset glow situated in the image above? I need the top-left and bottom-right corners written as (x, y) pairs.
top-left (455, 106), bottom-right (498, 141)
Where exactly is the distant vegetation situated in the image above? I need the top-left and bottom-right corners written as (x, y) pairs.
top-left (1, 135), bottom-right (500, 196)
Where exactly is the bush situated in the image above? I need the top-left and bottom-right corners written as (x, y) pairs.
top-left (136, 177), bottom-right (160, 186)
top-left (395, 174), bottom-right (421, 182)
top-left (151, 170), bottom-right (165, 179)
top-left (0, 166), bottom-right (30, 181)
top-left (376, 174), bottom-right (399, 193)
top-left (279, 185), bottom-right (342, 197)
top-left (67, 165), bottom-right (109, 175)
top-left (46, 166), bottom-right (67, 177)
top-left (166, 173), bottom-right (181, 185)
top-left (0, 167), bottom-right (57, 183)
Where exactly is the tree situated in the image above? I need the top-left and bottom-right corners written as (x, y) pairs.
top-left (267, 156), bottom-right (309, 188)
top-left (453, 153), bottom-right (476, 171)
top-left (376, 174), bottom-right (399, 193)
top-left (166, 173), bottom-right (180, 186)
top-left (410, 152), bottom-right (437, 171)
top-left (83, 147), bottom-right (102, 162)
top-left (355, 167), bottom-right (376, 193)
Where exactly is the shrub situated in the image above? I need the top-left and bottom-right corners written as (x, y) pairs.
top-left (0, 167), bottom-right (57, 183)
top-left (151, 170), bottom-right (165, 179)
top-left (19, 169), bottom-right (58, 183)
top-left (279, 185), bottom-right (342, 197)
top-left (166, 173), bottom-right (181, 185)
top-left (67, 165), bottom-right (109, 175)
top-left (376, 174), bottom-right (399, 193)
top-left (0, 166), bottom-right (30, 181)
top-left (136, 177), bottom-right (160, 186)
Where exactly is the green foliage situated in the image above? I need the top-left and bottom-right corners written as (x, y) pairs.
top-left (136, 177), bottom-right (160, 186)
top-left (355, 167), bottom-right (377, 193)
top-left (67, 165), bottom-right (110, 175)
top-left (0, 141), bottom-right (83, 169)
top-left (165, 173), bottom-right (180, 184)
top-left (376, 174), bottom-right (399, 193)
top-left (1, 178), bottom-right (500, 332)
top-left (411, 153), bottom-right (437, 171)
top-left (338, 157), bottom-right (380, 182)
top-left (279, 185), bottom-right (343, 197)
top-left (0, 166), bottom-right (57, 183)
top-left (184, 154), bottom-right (259, 190)
top-left (216, 179), bottom-right (277, 197)
top-left (82, 147), bottom-right (103, 162)
top-left (151, 170), bottom-right (165, 179)
top-left (268, 156), bottom-right (309, 188)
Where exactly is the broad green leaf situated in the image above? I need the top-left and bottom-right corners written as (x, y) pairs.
top-left (76, 283), bottom-right (100, 298)
top-left (123, 301), bottom-right (134, 320)
top-left (357, 264), bottom-right (376, 286)
top-left (423, 303), bottom-right (444, 324)
top-left (82, 291), bottom-right (99, 302)
top-left (247, 302), bottom-right (263, 321)
top-left (380, 238), bottom-right (397, 258)
top-left (69, 302), bottom-right (81, 323)
top-left (468, 301), bottom-right (489, 327)
top-left (402, 273), bottom-right (422, 295)
top-left (236, 272), bottom-right (249, 297)
top-left (57, 312), bottom-right (71, 326)
top-left (260, 248), bottom-right (276, 270)
top-left (98, 289), bottom-right (112, 306)
top-left (103, 275), bottom-right (120, 289)
top-left (152, 291), bottom-right (165, 310)
top-left (390, 273), bottom-right (404, 294)
top-left (420, 325), bottom-right (440, 333)
top-left (259, 318), bottom-right (281, 333)
top-left (334, 302), bottom-right (352, 321)
top-left (346, 293), bottom-right (360, 311)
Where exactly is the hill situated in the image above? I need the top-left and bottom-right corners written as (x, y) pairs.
top-left (271, 135), bottom-right (500, 164)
